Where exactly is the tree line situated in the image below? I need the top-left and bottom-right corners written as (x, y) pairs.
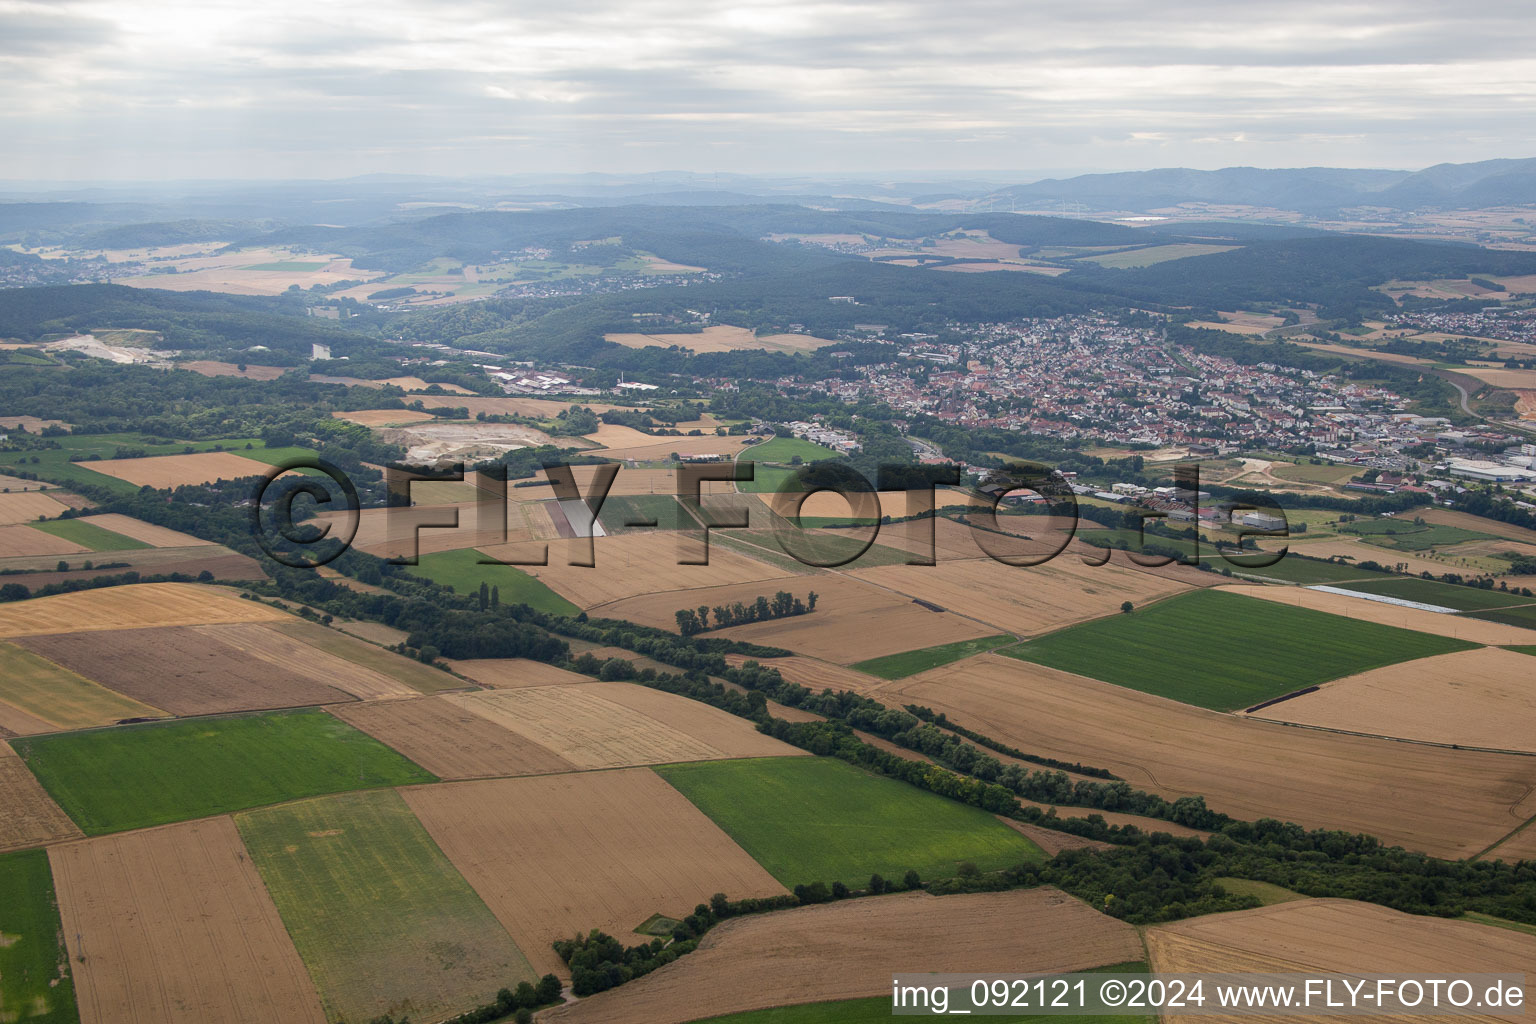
top-left (673, 590), bottom-right (816, 635)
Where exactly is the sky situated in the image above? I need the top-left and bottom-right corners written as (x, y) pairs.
top-left (4, 0), bottom-right (1535, 180)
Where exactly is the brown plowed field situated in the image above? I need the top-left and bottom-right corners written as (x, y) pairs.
top-left (50, 816), bottom-right (327, 1024)
top-left (851, 555), bottom-right (1191, 637)
top-left (541, 888), bottom-right (1142, 1024)
top-left (1218, 584), bottom-right (1533, 645)
top-left (884, 655), bottom-right (1536, 859)
top-left (447, 658), bottom-right (595, 687)
top-left (86, 452), bottom-right (274, 488)
top-left (402, 769), bottom-right (789, 978)
top-left (0, 490), bottom-right (70, 524)
top-left (0, 582), bottom-right (288, 637)
top-left (479, 533), bottom-right (795, 609)
top-left (18, 625), bottom-right (357, 715)
top-left (1248, 647), bottom-right (1536, 751)
top-left (328, 697), bottom-right (576, 779)
top-left (0, 524), bottom-right (86, 557)
top-left (600, 575), bottom-right (993, 663)
top-left (76, 513), bottom-right (216, 547)
top-left (445, 684), bottom-right (802, 769)
top-left (1146, 899), bottom-right (1536, 1024)
top-left (0, 740), bottom-right (83, 851)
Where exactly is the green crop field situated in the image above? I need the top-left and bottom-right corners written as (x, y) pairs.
top-left (28, 517), bottom-right (151, 552)
top-left (1003, 589), bottom-right (1477, 711)
top-left (1227, 552), bottom-right (1393, 585)
top-left (0, 433), bottom-right (296, 495)
top-left (236, 790), bottom-right (535, 1024)
top-left (741, 436), bottom-right (842, 464)
top-left (597, 494), bottom-right (698, 533)
top-left (403, 548), bottom-right (580, 616)
top-left (1465, 606), bottom-right (1536, 631)
top-left (1268, 461), bottom-right (1359, 485)
top-left (14, 709), bottom-right (435, 834)
top-left (852, 635), bottom-right (1015, 679)
top-left (1512, 646), bottom-right (1536, 657)
top-left (1341, 521), bottom-right (1497, 551)
top-left (1327, 577), bottom-right (1536, 611)
top-left (0, 850), bottom-right (77, 1024)
top-left (655, 757), bottom-right (1042, 888)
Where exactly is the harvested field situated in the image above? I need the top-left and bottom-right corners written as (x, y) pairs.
top-left (851, 552), bottom-right (1190, 637)
top-left (480, 532), bottom-right (795, 609)
top-left (0, 700), bottom-right (54, 737)
top-left (0, 416), bottom-right (69, 432)
top-left (0, 547), bottom-right (266, 591)
top-left (1458, 366), bottom-right (1536, 389)
top-left (541, 888), bottom-right (1141, 1024)
top-left (18, 625), bottom-right (359, 716)
top-left (178, 360), bottom-right (288, 380)
top-left (1248, 647), bottom-right (1536, 751)
top-left (1146, 899), bottom-right (1536, 1023)
top-left (446, 683), bottom-right (801, 769)
top-left (723, 654), bottom-right (883, 693)
top-left (0, 640), bottom-right (165, 730)
top-left (50, 817), bottom-right (326, 1024)
top-left (585, 433), bottom-right (753, 463)
top-left (73, 513), bottom-right (214, 547)
top-left (0, 740), bottom-right (83, 852)
top-left (1416, 506), bottom-right (1536, 546)
top-left (85, 451), bottom-right (274, 488)
top-left (604, 325), bottom-right (839, 354)
top-left (448, 657), bottom-right (594, 687)
top-left (1015, 799), bottom-right (1209, 838)
top-left (329, 696), bottom-right (576, 779)
top-left (1485, 822), bottom-right (1536, 863)
top-left (529, 465), bottom-right (739, 498)
top-left (1221, 584), bottom-right (1534, 646)
top-left (996, 818), bottom-right (1114, 855)
top-left (0, 582), bottom-right (289, 638)
top-left (330, 408), bottom-right (437, 427)
top-left (884, 654), bottom-right (1536, 859)
top-left (238, 790), bottom-right (533, 1023)
top-left (1284, 537), bottom-right (1474, 577)
top-left (0, 472), bottom-right (57, 491)
top-left (14, 709), bottom-right (434, 835)
top-left (601, 575), bottom-right (992, 664)
top-left (0, 490), bottom-right (69, 524)
top-left (403, 769), bottom-right (789, 978)
top-left (0, 523), bottom-right (86, 556)
top-left (263, 619), bottom-right (451, 695)
top-left (414, 395), bottom-right (625, 418)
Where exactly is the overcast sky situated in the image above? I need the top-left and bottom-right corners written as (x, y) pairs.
top-left (4, 0), bottom-right (1534, 180)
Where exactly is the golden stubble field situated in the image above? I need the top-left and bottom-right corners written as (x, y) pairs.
top-left (1248, 647), bottom-right (1536, 751)
top-left (884, 654), bottom-right (1536, 859)
top-left (402, 768), bottom-right (790, 978)
top-left (1146, 899), bottom-right (1536, 1024)
top-left (85, 452), bottom-right (276, 488)
top-left (541, 888), bottom-right (1143, 1024)
top-left (0, 583), bottom-right (288, 638)
top-left (0, 523), bottom-right (87, 557)
top-left (0, 490), bottom-right (71, 524)
top-left (50, 816), bottom-right (327, 1024)
top-left (603, 325), bottom-right (840, 354)
top-left (328, 696), bottom-right (577, 780)
top-left (0, 739), bottom-right (83, 851)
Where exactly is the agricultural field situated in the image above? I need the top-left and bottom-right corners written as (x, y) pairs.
top-left (14, 709), bottom-right (434, 834)
top-left (50, 817), bottom-right (325, 1024)
top-left (1325, 576), bottom-right (1536, 611)
top-left (403, 769), bottom-right (790, 978)
top-left (29, 517), bottom-right (152, 551)
top-left (0, 848), bottom-right (76, 1023)
top-left (264, 618), bottom-right (455, 695)
top-left (1464, 604), bottom-right (1536, 630)
top-left (0, 640), bottom-right (165, 731)
top-left (0, 490), bottom-right (70, 524)
top-left (84, 451), bottom-right (277, 488)
top-left (111, 246), bottom-right (378, 294)
top-left (1146, 899), bottom-right (1536, 1010)
top-left (1005, 588), bottom-right (1477, 711)
top-left (1075, 242), bottom-right (1239, 267)
top-left (446, 683), bottom-right (800, 769)
top-left (542, 888), bottom-right (1142, 1024)
top-left (329, 696), bottom-right (577, 779)
top-left (1415, 506), bottom-right (1536, 545)
top-left (850, 635), bottom-right (1015, 679)
top-left (1225, 584), bottom-right (1535, 645)
top-left (0, 523), bottom-right (88, 557)
top-left (603, 325), bottom-right (840, 354)
top-left (596, 493), bottom-right (699, 534)
top-left (448, 657), bottom-right (594, 687)
top-left (402, 547), bottom-right (580, 615)
top-left (73, 510), bottom-right (220, 547)
top-left (656, 757), bottom-right (1042, 888)
top-left (718, 526), bottom-right (911, 568)
top-left (1245, 647), bottom-right (1536, 751)
top-left (1339, 519), bottom-right (1500, 552)
top-left (723, 654), bottom-right (884, 693)
top-left (1266, 460), bottom-right (1360, 485)
top-left (885, 654), bottom-right (1536, 859)
top-left (0, 433), bottom-right (275, 495)
top-left (0, 741), bottom-right (82, 852)
top-left (739, 436), bottom-right (843, 464)
top-left (1229, 551), bottom-right (1393, 584)
top-left (236, 790), bottom-right (535, 1024)
top-left (0, 582), bottom-right (288, 638)
top-left (684, 998), bottom-right (1145, 1023)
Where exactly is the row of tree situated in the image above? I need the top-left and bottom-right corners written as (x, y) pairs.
top-left (673, 590), bottom-right (816, 635)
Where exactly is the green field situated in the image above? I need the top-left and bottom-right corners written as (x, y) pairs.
top-left (236, 790), bottom-right (535, 1024)
top-left (1003, 589), bottom-right (1477, 711)
top-left (851, 635), bottom-right (1015, 679)
top-left (0, 850), bottom-right (77, 1024)
top-left (28, 517), bottom-right (151, 552)
top-left (1328, 576), bottom-right (1536, 611)
top-left (1512, 646), bottom-right (1536, 657)
top-left (1465, 606), bottom-right (1536, 631)
top-left (0, 433), bottom-right (294, 495)
top-left (403, 548), bottom-right (580, 616)
top-left (244, 261), bottom-right (328, 271)
top-left (1341, 521), bottom-right (1497, 551)
top-left (15, 709), bottom-right (435, 834)
top-left (597, 493), bottom-right (698, 533)
top-left (1461, 912), bottom-right (1536, 938)
top-left (655, 758), bottom-right (1043, 888)
top-left (1228, 552), bottom-right (1393, 585)
top-left (1213, 877), bottom-right (1306, 906)
top-left (1268, 461), bottom-right (1359, 485)
top-left (741, 436), bottom-right (843, 464)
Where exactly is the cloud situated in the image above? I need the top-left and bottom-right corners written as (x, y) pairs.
top-left (2, 0), bottom-right (1534, 178)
